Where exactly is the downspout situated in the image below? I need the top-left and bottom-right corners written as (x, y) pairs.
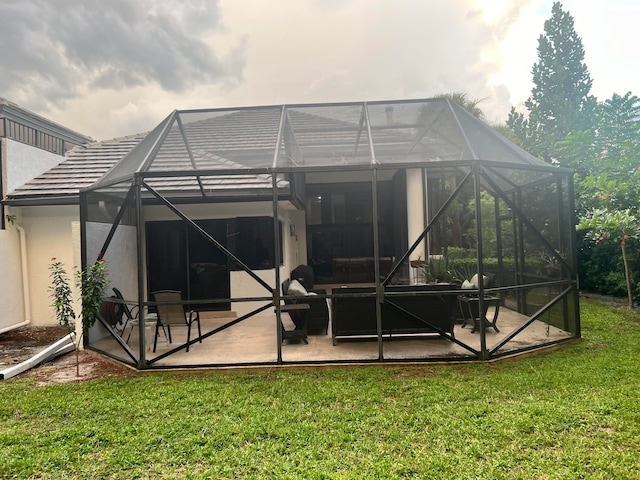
top-left (0, 223), bottom-right (32, 333)
top-left (15, 224), bottom-right (31, 323)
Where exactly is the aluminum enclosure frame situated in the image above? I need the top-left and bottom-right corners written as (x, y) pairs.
top-left (79, 99), bottom-right (580, 369)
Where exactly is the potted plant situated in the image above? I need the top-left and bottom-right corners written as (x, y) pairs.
top-left (419, 255), bottom-right (461, 284)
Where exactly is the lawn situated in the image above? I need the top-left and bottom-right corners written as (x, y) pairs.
top-left (1, 299), bottom-right (639, 479)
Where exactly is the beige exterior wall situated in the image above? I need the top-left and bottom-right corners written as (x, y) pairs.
top-left (0, 226), bottom-right (26, 332)
top-left (19, 205), bottom-right (81, 327)
top-left (0, 139), bottom-right (68, 331)
top-left (406, 169), bottom-right (426, 261)
top-left (5, 199), bottom-right (307, 329)
top-left (143, 201), bottom-right (306, 318)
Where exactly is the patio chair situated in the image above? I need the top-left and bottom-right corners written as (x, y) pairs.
top-left (99, 296), bottom-right (124, 335)
top-left (287, 267), bottom-right (329, 334)
top-left (279, 280), bottom-right (310, 344)
top-left (112, 287), bottom-right (139, 342)
top-left (151, 290), bottom-right (202, 352)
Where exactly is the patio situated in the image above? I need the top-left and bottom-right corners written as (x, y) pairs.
top-left (93, 295), bottom-right (574, 369)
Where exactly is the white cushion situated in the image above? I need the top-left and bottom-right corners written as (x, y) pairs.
top-left (286, 279), bottom-right (308, 296)
top-left (470, 274), bottom-right (489, 288)
top-left (461, 279), bottom-right (475, 289)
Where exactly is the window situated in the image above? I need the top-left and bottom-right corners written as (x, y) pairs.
top-left (146, 217), bottom-right (282, 310)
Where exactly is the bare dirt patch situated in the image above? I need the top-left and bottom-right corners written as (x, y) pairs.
top-left (1, 326), bottom-right (136, 386)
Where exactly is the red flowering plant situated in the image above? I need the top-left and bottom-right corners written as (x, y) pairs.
top-left (74, 258), bottom-right (109, 329)
top-left (49, 257), bottom-right (109, 330)
top-left (578, 208), bottom-right (640, 308)
top-left (49, 258), bottom-right (77, 331)
top-left (49, 257), bottom-right (109, 375)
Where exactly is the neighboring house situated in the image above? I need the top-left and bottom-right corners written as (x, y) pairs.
top-left (0, 98), bottom-right (92, 333)
top-left (4, 98), bottom-right (580, 368)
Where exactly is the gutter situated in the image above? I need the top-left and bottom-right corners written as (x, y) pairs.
top-left (0, 332), bottom-right (76, 380)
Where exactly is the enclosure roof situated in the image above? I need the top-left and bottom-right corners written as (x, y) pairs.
top-left (93, 98), bottom-right (548, 189)
top-left (5, 98), bottom-right (555, 206)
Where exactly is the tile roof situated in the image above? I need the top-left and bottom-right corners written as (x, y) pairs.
top-left (5, 134), bottom-right (146, 204)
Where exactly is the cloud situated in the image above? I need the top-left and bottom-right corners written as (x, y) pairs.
top-left (216, 0), bottom-right (525, 120)
top-left (1, 0), bottom-right (547, 139)
top-left (0, 0), bottom-right (245, 110)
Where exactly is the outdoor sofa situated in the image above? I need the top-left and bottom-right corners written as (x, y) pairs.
top-left (330, 283), bottom-right (458, 345)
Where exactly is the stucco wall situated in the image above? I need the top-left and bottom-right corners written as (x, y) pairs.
top-left (0, 227), bottom-right (26, 332)
top-left (5, 139), bottom-right (65, 194)
top-left (19, 205), bottom-right (80, 327)
top-left (0, 140), bottom-right (66, 331)
top-left (406, 168), bottom-right (426, 265)
top-left (11, 200), bottom-right (307, 327)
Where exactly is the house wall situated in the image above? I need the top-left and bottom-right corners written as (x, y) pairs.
top-left (86, 221), bottom-right (138, 342)
top-left (4, 139), bottom-right (66, 194)
top-left (0, 139), bottom-right (69, 331)
top-left (3, 199), bottom-right (306, 332)
top-left (16, 205), bottom-right (81, 328)
top-left (143, 200), bottom-right (306, 318)
top-left (0, 226), bottom-right (26, 332)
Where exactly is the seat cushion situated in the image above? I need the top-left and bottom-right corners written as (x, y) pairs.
top-left (287, 279), bottom-right (308, 296)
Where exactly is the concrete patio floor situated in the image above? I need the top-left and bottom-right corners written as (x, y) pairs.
top-left (92, 300), bottom-right (574, 369)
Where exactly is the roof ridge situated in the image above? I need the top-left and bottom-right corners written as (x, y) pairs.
top-left (68, 132), bottom-right (149, 153)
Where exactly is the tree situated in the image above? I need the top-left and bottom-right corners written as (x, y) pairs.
top-left (564, 93), bottom-right (640, 301)
top-left (559, 92), bottom-right (640, 178)
top-left (578, 209), bottom-right (640, 308)
top-left (507, 2), bottom-right (596, 163)
top-left (501, 2), bottom-right (640, 301)
top-left (435, 92), bottom-right (486, 119)
top-left (49, 258), bottom-right (109, 376)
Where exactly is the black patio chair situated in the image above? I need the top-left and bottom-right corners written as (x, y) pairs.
top-left (279, 280), bottom-right (309, 344)
top-left (99, 296), bottom-right (124, 335)
top-left (112, 287), bottom-right (140, 343)
top-left (151, 290), bottom-right (202, 352)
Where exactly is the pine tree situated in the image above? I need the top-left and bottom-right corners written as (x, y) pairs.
top-left (507, 2), bottom-right (595, 163)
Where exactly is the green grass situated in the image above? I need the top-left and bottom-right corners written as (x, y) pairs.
top-left (1, 299), bottom-right (639, 479)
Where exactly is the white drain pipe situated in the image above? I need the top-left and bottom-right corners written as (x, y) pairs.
top-left (15, 224), bottom-right (32, 325)
top-left (0, 332), bottom-right (76, 380)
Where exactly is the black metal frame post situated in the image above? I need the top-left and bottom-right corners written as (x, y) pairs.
top-left (371, 168), bottom-right (383, 361)
top-left (473, 166), bottom-right (488, 359)
top-left (134, 175), bottom-right (147, 368)
top-left (79, 191), bottom-right (88, 348)
top-left (273, 172), bottom-right (284, 363)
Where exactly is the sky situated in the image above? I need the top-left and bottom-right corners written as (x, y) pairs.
top-left (0, 0), bottom-right (637, 141)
